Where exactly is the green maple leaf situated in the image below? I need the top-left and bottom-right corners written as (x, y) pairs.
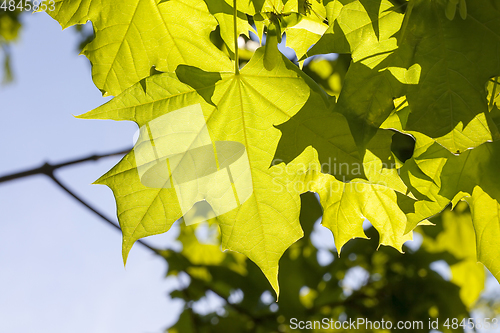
top-left (272, 144), bottom-right (421, 255)
top-left (308, 0), bottom-right (407, 147)
top-left (202, 0), bottom-right (254, 53)
top-left (46, 0), bottom-right (500, 299)
top-left (272, 77), bottom-right (422, 253)
top-left (384, 100), bottom-right (500, 284)
top-left (274, 97), bottom-right (414, 194)
top-left (286, 22), bottom-right (326, 63)
top-left (77, 48), bottom-right (334, 295)
top-left (48, 0), bottom-right (232, 96)
top-left (310, 0), bottom-right (500, 153)
top-left (281, 0), bottom-right (328, 63)
top-left (309, 0), bottom-right (403, 60)
top-left (401, 0), bottom-right (500, 152)
top-left (273, 90), bottom-right (365, 180)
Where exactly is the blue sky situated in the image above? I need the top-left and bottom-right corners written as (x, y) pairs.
top-left (0, 12), bottom-right (184, 332)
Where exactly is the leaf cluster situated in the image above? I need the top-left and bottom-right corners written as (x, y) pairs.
top-left (45, 0), bottom-right (500, 314)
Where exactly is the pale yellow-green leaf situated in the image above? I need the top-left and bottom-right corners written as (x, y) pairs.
top-left (272, 147), bottom-right (414, 253)
top-left (78, 48), bottom-right (332, 295)
top-left (48, 0), bottom-right (232, 96)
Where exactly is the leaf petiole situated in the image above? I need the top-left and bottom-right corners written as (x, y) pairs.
top-left (233, 0), bottom-right (240, 74)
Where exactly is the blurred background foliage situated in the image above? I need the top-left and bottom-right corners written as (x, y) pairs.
top-left (0, 7), bottom-right (22, 83)
top-left (158, 30), bottom-right (500, 332)
top-left (2, 10), bottom-right (499, 333)
top-left (164, 193), bottom-right (495, 333)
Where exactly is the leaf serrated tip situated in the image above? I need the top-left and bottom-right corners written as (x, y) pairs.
top-left (379, 242), bottom-right (405, 254)
top-left (74, 112), bottom-right (91, 119)
top-left (336, 243), bottom-right (345, 257)
top-left (122, 238), bottom-right (133, 268)
top-left (262, 267), bottom-right (280, 300)
top-left (91, 177), bottom-right (106, 185)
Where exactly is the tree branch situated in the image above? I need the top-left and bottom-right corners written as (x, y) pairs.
top-left (47, 172), bottom-right (159, 254)
top-left (0, 147), bottom-right (131, 183)
top-left (0, 147), bottom-right (160, 254)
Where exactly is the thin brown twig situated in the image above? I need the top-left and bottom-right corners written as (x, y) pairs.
top-left (0, 147), bottom-right (131, 183)
top-left (48, 172), bottom-right (159, 254)
top-left (0, 146), bottom-right (159, 254)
